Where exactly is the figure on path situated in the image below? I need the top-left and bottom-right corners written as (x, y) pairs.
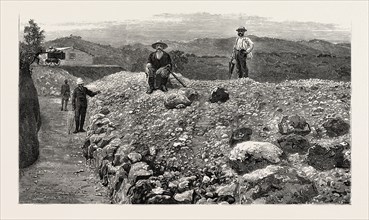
top-left (60, 79), bottom-right (70, 111)
top-left (71, 78), bottom-right (100, 133)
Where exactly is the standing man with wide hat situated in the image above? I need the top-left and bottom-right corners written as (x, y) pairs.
top-left (145, 40), bottom-right (173, 94)
top-left (71, 78), bottom-right (100, 133)
top-left (231, 26), bottom-right (254, 78)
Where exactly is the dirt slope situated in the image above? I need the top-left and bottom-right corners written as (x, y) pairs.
top-left (19, 97), bottom-right (109, 204)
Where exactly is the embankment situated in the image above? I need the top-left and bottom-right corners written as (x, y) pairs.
top-left (80, 71), bottom-right (351, 204)
top-left (19, 62), bottom-right (42, 168)
top-left (31, 65), bottom-right (124, 96)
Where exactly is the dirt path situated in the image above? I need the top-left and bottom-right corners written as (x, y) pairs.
top-left (19, 96), bottom-right (110, 204)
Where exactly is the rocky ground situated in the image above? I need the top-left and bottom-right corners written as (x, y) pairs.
top-left (19, 97), bottom-right (109, 204)
top-left (31, 65), bottom-right (79, 97)
top-left (81, 71), bottom-right (351, 204)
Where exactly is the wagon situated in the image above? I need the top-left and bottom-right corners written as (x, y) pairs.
top-left (45, 50), bottom-right (65, 66)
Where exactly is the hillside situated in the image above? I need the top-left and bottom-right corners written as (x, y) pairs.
top-left (297, 39), bottom-right (351, 56)
top-left (167, 36), bottom-right (318, 57)
top-left (81, 71), bottom-right (351, 204)
top-left (45, 36), bottom-right (351, 82)
top-left (45, 36), bottom-right (150, 71)
top-left (131, 36), bottom-right (350, 57)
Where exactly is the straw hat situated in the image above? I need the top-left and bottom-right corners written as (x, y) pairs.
top-left (76, 78), bottom-right (84, 85)
top-left (236, 26), bottom-right (247, 32)
top-left (151, 40), bottom-right (168, 49)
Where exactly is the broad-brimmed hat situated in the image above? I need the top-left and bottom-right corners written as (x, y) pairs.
top-left (151, 40), bottom-right (168, 49)
top-left (236, 26), bottom-right (247, 32)
top-left (76, 78), bottom-right (84, 85)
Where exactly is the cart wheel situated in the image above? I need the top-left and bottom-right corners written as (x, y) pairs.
top-left (55, 60), bottom-right (60, 66)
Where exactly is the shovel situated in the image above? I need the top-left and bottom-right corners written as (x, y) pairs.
top-left (229, 59), bottom-right (235, 79)
top-left (169, 71), bottom-right (187, 88)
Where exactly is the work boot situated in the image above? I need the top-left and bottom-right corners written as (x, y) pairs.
top-left (160, 77), bottom-right (168, 92)
top-left (160, 85), bottom-right (168, 92)
top-left (146, 77), bottom-right (155, 94)
top-left (146, 87), bottom-right (154, 94)
top-left (75, 120), bottom-right (80, 133)
top-left (79, 119), bottom-right (85, 132)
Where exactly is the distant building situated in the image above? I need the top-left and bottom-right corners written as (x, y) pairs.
top-left (59, 47), bottom-right (94, 66)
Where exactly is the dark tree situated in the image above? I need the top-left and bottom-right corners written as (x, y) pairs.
top-left (21, 19), bottom-right (45, 64)
top-left (23, 19), bottom-right (45, 52)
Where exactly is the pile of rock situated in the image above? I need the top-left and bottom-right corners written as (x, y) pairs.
top-left (80, 71), bottom-right (351, 204)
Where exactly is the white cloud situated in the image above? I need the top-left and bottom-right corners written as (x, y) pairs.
top-left (16, 1), bottom-right (353, 28)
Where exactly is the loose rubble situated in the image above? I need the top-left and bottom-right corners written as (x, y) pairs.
top-left (80, 71), bottom-right (351, 204)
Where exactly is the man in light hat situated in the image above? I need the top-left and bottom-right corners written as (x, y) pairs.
top-left (145, 40), bottom-right (173, 94)
top-left (60, 79), bottom-right (70, 111)
top-left (231, 26), bottom-right (254, 78)
top-left (71, 78), bottom-right (101, 133)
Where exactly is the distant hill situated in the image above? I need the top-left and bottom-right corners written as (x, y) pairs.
top-left (44, 36), bottom-right (151, 71)
top-left (166, 36), bottom-right (316, 57)
top-left (44, 35), bottom-right (351, 82)
top-left (297, 39), bottom-right (351, 56)
top-left (122, 35), bottom-right (350, 57)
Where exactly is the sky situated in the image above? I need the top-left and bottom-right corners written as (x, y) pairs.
top-left (17, 1), bottom-right (353, 29)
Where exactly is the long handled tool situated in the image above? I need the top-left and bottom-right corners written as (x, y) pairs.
top-left (229, 58), bottom-right (235, 79)
top-left (169, 71), bottom-right (187, 87)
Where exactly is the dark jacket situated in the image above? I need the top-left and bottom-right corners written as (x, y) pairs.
top-left (72, 86), bottom-right (98, 109)
top-left (147, 51), bottom-right (172, 70)
top-left (61, 83), bottom-right (70, 99)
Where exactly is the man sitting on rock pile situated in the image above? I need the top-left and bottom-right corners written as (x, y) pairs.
top-left (145, 40), bottom-right (173, 94)
top-left (72, 78), bottom-right (101, 134)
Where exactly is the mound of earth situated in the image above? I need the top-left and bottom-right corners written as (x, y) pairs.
top-left (80, 71), bottom-right (351, 204)
top-left (31, 65), bottom-right (124, 97)
top-left (31, 65), bottom-right (79, 96)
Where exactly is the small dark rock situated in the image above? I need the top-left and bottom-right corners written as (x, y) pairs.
top-left (99, 107), bottom-right (110, 115)
top-left (276, 134), bottom-right (310, 154)
top-left (216, 195), bottom-right (236, 204)
top-left (322, 118), bottom-right (350, 137)
top-left (278, 115), bottom-right (311, 136)
top-left (209, 87), bottom-right (229, 103)
top-left (307, 143), bottom-right (350, 171)
top-left (229, 127), bottom-right (253, 146)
